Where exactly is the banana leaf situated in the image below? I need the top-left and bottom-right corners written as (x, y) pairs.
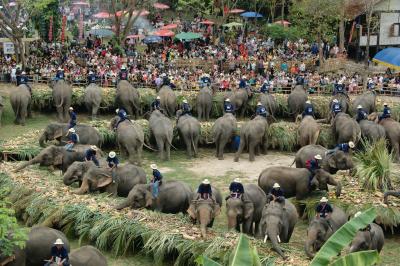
top-left (310, 208), bottom-right (377, 266)
top-left (330, 250), bottom-right (379, 266)
top-left (228, 234), bottom-right (254, 266)
top-left (251, 247), bottom-right (262, 266)
top-left (200, 256), bottom-right (222, 266)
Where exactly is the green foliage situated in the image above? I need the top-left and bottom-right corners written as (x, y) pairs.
top-left (177, 0), bottom-right (213, 15)
top-left (0, 199), bottom-right (28, 257)
top-left (311, 208), bottom-right (378, 266)
top-left (354, 139), bottom-right (393, 191)
top-left (26, 0), bottom-right (61, 42)
top-left (260, 24), bottom-right (306, 43)
top-left (330, 250), bottom-right (379, 266)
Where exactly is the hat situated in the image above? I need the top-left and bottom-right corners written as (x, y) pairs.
top-left (156, 96), bottom-right (161, 100)
top-left (202, 179), bottom-right (210, 185)
top-left (333, 99), bottom-right (338, 103)
top-left (58, 67), bottom-right (62, 71)
top-left (183, 99), bottom-right (188, 104)
top-left (69, 107), bottom-right (73, 111)
top-left (264, 80), bottom-right (268, 84)
top-left (22, 71), bottom-right (26, 75)
top-left (68, 128), bottom-right (75, 133)
top-left (89, 71), bottom-right (93, 75)
top-left (115, 108), bottom-right (119, 114)
top-left (349, 141), bottom-right (355, 148)
top-left (90, 145), bottom-right (98, 151)
top-left (54, 238), bottom-right (64, 245)
top-left (357, 105), bottom-right (362, 109)
top-left (150, 164), bottom-right (157, 170)
top-left (109, 151), bottom-right (116, 158)
top-left (314, 154), bottom-right (322, 160)
top-left (306, 100), bottom-right (311, 104)
top-left (273, 183), bottom-right (280, 188)
top-left (225, 98), bottom-right (231, 102)
top-left (320, 197), bottom-right (328, 203)
top-left (257, 102), bottom-right (262, 106)
top-left (354, 211), bottom-right (362, 218)
top-left (234, 178), bottom-right (241, 183)
top-left (242, 76), bottom-right (246, 79)
top-left (121, 65), bottom-right (126, 70)
top-left (161, 73), bottom-right (166, 77)
top-left (384, 102), bottom-right (388, 106)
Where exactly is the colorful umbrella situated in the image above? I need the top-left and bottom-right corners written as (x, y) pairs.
top-left (154, 29), bottom-right (175, 37)
top-left (153, 3), bottom-right (170, 10)
top-left (161, 24), bottom-right (178, 30)
top-left (274, 20), bottom-right (291, 26)
top-left (175, 32), bottom-right (202, 41)
top-left (200, 20), bottom-right (215, 25)
top-left (373, 48), bottom-right (400, 70)
top-left (143, 35), bottom-right (163, 44)
top-left (72, 1), bottom-right (89, 6)
top-left (240, 12), bottom-right (263, 18)
top-left (229, 9), bottom-right (245, 14)
top-left (93, 12), bottom-right (111, 19)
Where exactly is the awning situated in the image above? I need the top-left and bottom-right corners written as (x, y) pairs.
top-left (153, 3), bottom-right (170, 9)
top-left (175, 32), bottom-right (202, 41)
top-left (154, 29), bottom-right (175, 37)
top-left (143, 35), bottom-right (163, 44)
top-left (229, 9), bottom-right (245, 14)
top-left (93, 12), bottom-right (111, 19)
top-left (240, 11), bottom-right (263, 18)
top-left (373, 48), bottom-right (400, 70)
top-left (161, 24), bottom-right (178, 30)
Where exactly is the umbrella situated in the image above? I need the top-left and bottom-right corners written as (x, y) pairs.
top-left (143, 35), bottom-right (163, 44)
top-left (89, 28), bottom-right (114, 38)
top-left (131, 10), bottom-right (150, 16)
top-left (240, 11), bottom-right (263, 18)
top-left (154, 29), bottom-right (175, 37)
top-left (8, 2), bottom-right (16, 6)
top-left (93, 12), bottom-right (111, 19)
top-left (161, 24), bottom-right (178, 30)
top-left (229, 9), bottom-right (245, 14)
top-left (274, 20), bottom-right (291, 26)
top-left (200, 20), bottom-right (215, 25)
top-left (126, 34), bottom-right (144, 39)
top-left (373, 48), bottom-right (400, 70)
top-left (72, 1), bottom-right (89, 6)
top-left (175, 32), bottom-right (202, 41)
top-left (222, 22), bottom-right (243, 28)
top-left (153, 3), bottom-right (170, 9)
top-left (115, 10), bottom-right (126, 17)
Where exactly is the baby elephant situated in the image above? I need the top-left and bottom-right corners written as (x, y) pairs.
top-left (349, 223), bottom-right (384, 253)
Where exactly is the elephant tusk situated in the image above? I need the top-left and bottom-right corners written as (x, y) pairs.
top-left (264, 235), bottom-right (268, 243)
top-left (277, 235), bottom-right (281, 243)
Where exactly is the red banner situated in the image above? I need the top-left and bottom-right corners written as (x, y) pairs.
top-left (48, 16), bottom-right (53, 42)
top-left (79, 13), bottom-right (84, 40)
top-left (61, 15), bottom-right (67, 43)
top-left (223, 5), bottom-right (228, 15)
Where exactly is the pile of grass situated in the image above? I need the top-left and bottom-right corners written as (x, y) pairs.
top-left (0, 130), bottom-right (42, 160)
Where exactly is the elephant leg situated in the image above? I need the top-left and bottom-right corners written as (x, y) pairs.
top-left (136, 145), bottom-right (143, 166)
top-left (156, 138), bottom-right (164, 160)
top-left (254, 221), bottom-right (261, 239)
top-left (193, 136), bottom-right (199, 158)
top-left (249, 139), bottom-right (257, 162)
top-left (218, 139), bottom-right (227, 160)
top-left (243, 217), bottom-right (253, 235)
top-left (393, 142), bottom-right (400, 163)
top-left (262, 136), bottom-right (269, 155)
top-left (183, 136), bottom-right (192, 158)
top-left (63, 106), bottom-right (69, 123)
top-left (27, 101), bottom-right (32, 118)
top-left (197, 107), bottom-right (202, 121)
top-left (166, 143), bottom-right (171, 161)
top-left (20, 106), bottom-right (27, 126)
top-left (56, 106), bottom-right (63, 122)
top-left (206, 105), bottom-right (211, 121)
top-left (234, 139), bottom-right (246, 162)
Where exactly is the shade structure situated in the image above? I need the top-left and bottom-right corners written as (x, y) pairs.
top-left (222, 22), bottom-right (243, 28)
top-left (200, 20), bottom-right (215, 25)
top-left (161, 23), bottom-right (178, 30)
top-left (143, 35), bottom-right (163, 44)
top-left (89, 28), bottom-right (114, 38)
top-left (373, 48), bottom-right (400, 70)
top-left (154, 29), bottom-right (175, 37)
top-left (72, 1), bottom-right (89, 5)
top-left (274, 20), bottom-right (291, 26)
top-left (153, 3), bottom-right (170, 9)
top-left (229, 8), bottom-right (245, 14)
top-left (240, 11), bottom-right (263, 18)
top-left (93, 12), bottom-right (111, 19)
top-left (175, 32), bottom-right (202, 41)
top-left (132, 10), bottom-right (150, 16)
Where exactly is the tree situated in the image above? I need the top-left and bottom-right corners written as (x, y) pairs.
top-left (267, 0), bottom-right (278, 22)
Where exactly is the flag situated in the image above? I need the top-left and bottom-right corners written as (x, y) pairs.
top-left (349, 21), bottom-right (356, 43)
top-left (61, 15), bottom-right (67, 43)
top-left (79, 13), bottom-right (84, 40)
top-left (224, 5), bottom-right (228, 15)
top-left (48, 16), bottom-right (53, 42)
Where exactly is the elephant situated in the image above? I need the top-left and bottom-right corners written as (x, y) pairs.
top-left (69, 246), bottom-right (107, 266)
top-left (305, 206), bottom-right (347, 258)
top-left (384, 190), bottom-right (400, 204)
top-left (287, 85), bottom-right (307, 120)
top-left (39, 122), bottom-right (102, 148)
top-left (110, 117), bottom-right (144, 165)
top-left (115, 80), bottom-right (140, 119)
top-left (115, 181), bottom-right (193, 214)
top-left (84, 83), bottom-right (102, 119)
top-left (226, 184), bottom-right (267, 236)
top-left (187, 186), bottom-right (223, 238)
top-left (212, 113), bottom-right (237, 160)
top-left (234, 116), bottom-right (269, 162)
top-left (0, 245), bottom-right (25, 266)
top-left (259, 199), bottom-right (298, 258)
top-left (224, 87), bottom-right (252, 117)
top-left (10, 84), bottom-right (31, 125)
top-left (351, 91), bottom-right (376, 115)
top-left (295, 144), bottom-right (354, 174)
top-left (349, 223), bottom-right (384, 253)
top-left (298, 116), bottom-right (320, 147)
top-left (327, 94), bottom-right (350, 123)
top-left (0, 95), bottom-right (3, 126)
top-left (332, 113), bottom-right (361, 145)
top-left (196, 86), bottom-right (213, 121)
top-left (149, 110), bottom-right (174, 160)
top-left (369, 113), bottom-right (400, 162)
top-left (73, 163), bottom-right (147, 197)
top-left (52, 80), bottom-right (72, 123)
top-left (259, 93), bottom-right (278, 118)
top-left (358, 119), bottom-right (386, 143)
top-left (26, 226), bottom-right (70, 266)
top-left (158, 85), bottom-right (177, 117)
top-left (14, 145), bottom-right (96, 173)
top-left (63, 161), bottom-right (97, 185)
top-left (176, 111), bottom-right (201, 158)
top-left (258, 166), bottom-right (342, 200)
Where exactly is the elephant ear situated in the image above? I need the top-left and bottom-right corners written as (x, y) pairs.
top-left (97, 176), bottom-right (113, 188)
top-left (187, 203), bottom-right (196, 220)
top-left (242, 194), bottom-right (254, 219)
top-left (53, 153), bottom-right (63, 166)
top-left (327, 154), bottom-right (337, 169)
top-left (53, 128), bottom-right (63, 139)
top-left (145, 191), bottom-right (153, 207)
top-left (213, 204), bottom-right (221, 217)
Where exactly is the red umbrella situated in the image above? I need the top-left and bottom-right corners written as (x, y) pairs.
top-left (72, 1), bottom-right (89, 6)
top-left (153, 3), bottom-right (170, 10)
top-left (229, 9), bottom-right (245, 14)
top-left (115, 10), bottom-right (126, 17)
top-left (200, 20), bottom-right (215, 25)
top-left (154, 29), bottom-right (175, 37)
top-left (132, 10), bottom-right (150, 16)
top-left (274, 20), bottom-right (291, 26)
top-left (161, 24), bottom-right (178, 30)
top-left (93, 12), bottom-right (111, 19)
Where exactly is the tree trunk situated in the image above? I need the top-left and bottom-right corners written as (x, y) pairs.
top-left (365, 19), bottom-right (371, 68)
top-left (281, 0), bottom-right (284, 21)
top-left (318, 32), bottom-right (324, 67)
top-left (339, 16), bottom-right (345, 53)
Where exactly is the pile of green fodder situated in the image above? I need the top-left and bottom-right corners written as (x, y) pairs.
top-left (0, 167), bottom-right (299, 265)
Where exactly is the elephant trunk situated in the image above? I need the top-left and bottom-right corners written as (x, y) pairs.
top-left (349, 245), bottom-right (359, 253)
top-left (114, 199), bottom-right (130, 210)
top-left (39, 133), bottom-right (48, 147)
top-left (305, 229), bottom-right (318, 259)
top-left (74, 178), bottom-right (89, 195)
top-left (63, 172), bottom-right (76, 186)
top-left (198, 207), bottom-right (211, 238)
top-left (14, 157), bottom-right (41, 172)
top-left (267, 228), bottom-right (286, 259)
top-left (227, 212), bottom-right (238, 230)
top-left (335, 181), bottom-right (342, 198)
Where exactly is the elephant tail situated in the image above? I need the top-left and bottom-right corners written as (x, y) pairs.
top-left (143, 142), bottom-right (158, 152)
top-left (190, 129), bottom-right (197, 156)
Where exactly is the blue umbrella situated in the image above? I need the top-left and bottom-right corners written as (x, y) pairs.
top-left (240, 11), bottom-right (263, 18)
top-left (143, 35), bottom-right (163, 44)
top-left (373, 48), bottom-right (400, 70)
top-left (89, 28), bottom-right (114, 38)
